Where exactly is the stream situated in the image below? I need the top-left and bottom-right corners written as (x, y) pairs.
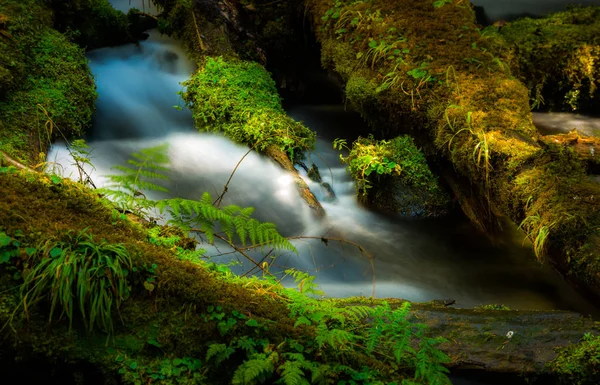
top-left (40, 1), bottom-right (600, 384)
top-left (47, 25), bottom-right (599, 318)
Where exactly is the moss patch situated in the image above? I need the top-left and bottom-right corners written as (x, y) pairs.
top-left (340, 135), bottom-right (450, 216)
top-left (183, 57), bottom-right (316, 161)
top-left (0, 0), bottom-right (96, 165)
top-left (495, 6), bottom-right (600, 112)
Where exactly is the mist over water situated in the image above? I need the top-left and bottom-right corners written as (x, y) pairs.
top-left (47, 27), bottom-right (599, 315)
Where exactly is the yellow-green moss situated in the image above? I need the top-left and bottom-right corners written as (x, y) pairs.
top-left (183, 56), bottom-right (316, 161)
top-left (307, 0), bottom-right (600, 294)
top-left (496, 6), bottom-right (600, 112)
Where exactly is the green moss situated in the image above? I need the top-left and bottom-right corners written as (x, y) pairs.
top-left (183, 56), bottom-right (316, 161)
top-left (307, 0), bottom-right (600, 294)
top-left (497, 6), bottom-right (600, 112)
top-left (339, 135), bottom-right (449, 216)
top-left (550, 332), bottom-right (600, 384)
top-left (0, 0), bottom-right (96, 165)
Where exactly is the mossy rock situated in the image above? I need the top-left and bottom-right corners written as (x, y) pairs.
top-left (343, 135), bottom-right (450, 216)
top-left (0, 0), bottom-right (97, 165)
top-left (496, 6), bottom-right (600, 113)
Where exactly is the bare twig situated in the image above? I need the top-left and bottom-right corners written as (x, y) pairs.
top-left (221, 234), bottom-right (377, 298)
top-left (213, 142), bottom-right (259, 207)
top-left (0, 151), bottom-right (31, 171)
top-left (188, 228), bottom-right (274, 278)
top-left (288, 235), bottom-right (376, 298)
top-left (213, 136), bottom-right (276, 207)
top-left (192, 11), bottom-right (206, 51)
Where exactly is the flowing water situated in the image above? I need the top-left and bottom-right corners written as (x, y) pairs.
top-left (47, 28), bottom-right (600, 318)
top-left (471, 0), bottom-right (600, 21)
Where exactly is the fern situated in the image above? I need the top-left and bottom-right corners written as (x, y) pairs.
top-left (231, 353), bottom-right (277, 385)
top-left (277, 359), bottom-right (309, 385)
top-left (158, 193), bottom-right (296, 253)
top-left (206, 343), bottom-right (235, 366)
top-left (99, 143), bottom-right (170, 216)
top-left (314, 324), bottom-right (357, 350)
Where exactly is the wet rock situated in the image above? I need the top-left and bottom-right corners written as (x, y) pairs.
top-left (320, 182), bottom-right (336, 202)
top-left (307, 163), bottom-right (322, 183)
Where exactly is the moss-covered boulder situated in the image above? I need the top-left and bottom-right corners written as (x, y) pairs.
top-left (0, 0), bottom-right (96, 165)
top-left (305, 0), bottom-right (600, 295)
top-left (339, 135), bottom-right (450, 216)
top-left (495, 6), bottom-right (600, 113)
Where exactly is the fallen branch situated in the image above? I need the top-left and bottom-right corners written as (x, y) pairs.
top-left (0, 151), bottom-right (32, 171)
top-left (539, 129), bottom-right (600, 163)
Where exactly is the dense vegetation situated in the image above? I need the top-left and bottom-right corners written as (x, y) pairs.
top-left (1, 0), bottom-right (600, 383)
top-left (306, 0), bottom-right (600, 297)
top-left (0, 148), bottom-right (453, 384)
top-left (494, 6), bottom-right (600, 112)
top-left (0, 0), bottom-right (96, 164)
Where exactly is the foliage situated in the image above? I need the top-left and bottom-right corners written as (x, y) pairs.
top-left (99, 144), bottom-right (170, 216)
top-left (47, 0), bottom-right (131, 49)
top-left (182, 56), bottom-right (316, 162)
top-left (99, 143), bottom-right (296, 258)
top-left (19, 228), bottom-right (132, 333)
top-left (550, 333), bottom-right (600, 384)
top-left (197, 269), bottom-right (452, 385)
top-left (335, 135), bottom-right (445, 203)
top-left (0, 0), bottom-right (96, 164)
top-left (497, 6), bottom-right (600, 112)
top-left (0, 156), bottom-right (453, 385)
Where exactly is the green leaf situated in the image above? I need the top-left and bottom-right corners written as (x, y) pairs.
top-left (246, 319), bottom-right (260, 327)
top-left (49, 247), bottom-right (63, 258)
top-left (0, 233), bottom-right (12, 247)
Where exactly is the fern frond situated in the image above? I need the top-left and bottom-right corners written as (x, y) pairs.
top-left (315, 324), bottom-right (356, 350)
top-left (277, 360), bottom-right (308, 385)
top-left (232, 353), bottom-right (276, 385)
top-left (206, 343), bottom-right (235, 366)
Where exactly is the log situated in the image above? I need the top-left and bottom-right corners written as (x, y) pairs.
top-left (539, 129), bottom-right (600, 164)
top-left (335, 298), bottom-right (600, 373)
top-left (264, 145), bottom-right (326, 217)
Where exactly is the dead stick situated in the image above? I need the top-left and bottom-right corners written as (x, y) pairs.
top-left (192, 11), bottom-right (206, 51)
top-left (0, 151), bottom-right (32, 171)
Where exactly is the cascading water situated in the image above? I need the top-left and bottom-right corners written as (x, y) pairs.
top-left (48, 12), bottom-right (599, 317)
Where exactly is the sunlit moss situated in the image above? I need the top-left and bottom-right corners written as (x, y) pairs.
top-left (340, 135), bottom-right (449, 216)
top-left (306, 0), bottom-right (600, 293)
top-left (183, 57), bottom-right (316, 161)
top-left (496, 6), bottom-right (600, 112)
